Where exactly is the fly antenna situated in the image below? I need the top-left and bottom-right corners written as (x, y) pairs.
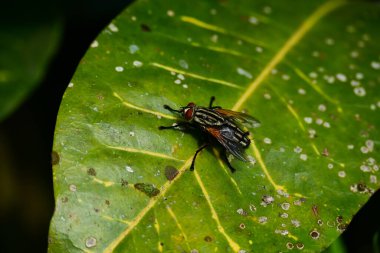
top-left (163, 105), bottom-right (182, 113)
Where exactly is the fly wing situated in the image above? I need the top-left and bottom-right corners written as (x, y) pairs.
top-left (206, 126), bottom-right (248, 161)
top-left (214, 108), bottom-right (261, 128)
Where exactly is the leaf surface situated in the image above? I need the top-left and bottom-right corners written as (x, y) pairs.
top-left (49, 0), bottom-right (380, 252)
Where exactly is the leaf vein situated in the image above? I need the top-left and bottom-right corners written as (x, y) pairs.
top-left (232, 0), bottom-right (347, 111)
top-left (193, 170), bottom-right (241, 252)
top-left (151, 62), bottom-right (243, 89)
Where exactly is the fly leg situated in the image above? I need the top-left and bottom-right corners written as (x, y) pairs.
top-left (222, 150), bottom-right (236, 173)
top-left (190, 144), bottom-right (209, 171)
top-left (159, 122), bottom-right (190, 130)
top-left (163, 104), bottom-right (182, 113)
top-left (209, 96), bottom-right (221, 109)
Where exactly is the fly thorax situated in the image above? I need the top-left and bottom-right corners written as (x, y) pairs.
top-left (193, 108), bottom-right (225, 126)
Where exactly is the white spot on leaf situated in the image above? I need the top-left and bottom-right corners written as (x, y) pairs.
top-left (300, 154), bottom-right (307, 161)
top-left (126, 166), bottom-right (134, 173)
top-left (115, 66), bottom-right (124, 72)
top-left (129, 44), bottom-right (139, 54)
top-left (108, 23), bottom-right (119, 32)
top-left (90, 40), bottom-right (99, 48)
top-left (179, 59), bottom-right (189, 69)
top-left (336, 73), bottom-right (347, 82)
top-left (167, 10), bottom-right (175, 17)
top-left (371, 61), bottom-right (380, 69)
top-left (237, 67), bottom-right (252, 79)
top-left (133, 61), bottom-right (143, 68)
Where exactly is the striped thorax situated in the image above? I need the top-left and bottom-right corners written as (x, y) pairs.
top-left (182, 102), bottom-right (250, 148)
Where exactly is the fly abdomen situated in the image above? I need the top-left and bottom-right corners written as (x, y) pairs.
top-left (219, 125), bottom-right (250, 148)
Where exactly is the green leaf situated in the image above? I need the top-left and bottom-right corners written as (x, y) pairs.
top-left (49, 0), bottom-right (380, 252)
top-left (0, 19), bottom-right (61, 121)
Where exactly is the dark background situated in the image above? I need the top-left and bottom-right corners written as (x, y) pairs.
top-left (0, 0), bottom-right (379, 252)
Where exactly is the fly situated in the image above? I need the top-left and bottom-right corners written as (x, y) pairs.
top-left (159, 96), bottom-right (260, 172)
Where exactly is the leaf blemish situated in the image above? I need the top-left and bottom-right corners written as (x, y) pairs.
top-left (140, 23), bottom-right (151, 32)
top-left (85, 236), bottom-right (97, 248)
top-left (129, 44), bottom-right (139, 54)
top-left (115, 66), bottom-right (124, 72)
top-left (258, 216), bottom-right (268, 224)
top-left (350, 183), bottom-right (373, 194)
top-left (121, 179), bottom-right (128, 187)
top-left (87, 168), bottom-right (96, 176)
top-left (281, 202), bottom-right (290, 210)
top-left (249, 204), bottom-right (257, 212)
top-left (164, 165), bottom-right (179, 181)
top-left (296, 242), bottom-right (304, 250)
top-left (51, 151), bottom-right (60, 165)
top-left (69, 184), bottom-right (77, 192)
top-left (134, 183), bottom-right (160, 197)
top-left (309, 229), bottom-right (320, 240)
top-left (275, 229), bottom-right (289, 236)
top-left (337, 223), bottom-right (348, 232)
top-left (61, 197), bottom-right (68, 203)
top-left (133, 60), bottom-right (143, 68)
top-left (237, 208), bottom-right (247, 216)
top-left (327, 220), bottom-right (335, 227)
top-left (291, 219), bottom-right (300, 228)
top-left (293, 198), bottom-right (304, 206)
top-left (261, 195), bottom-right (274, 207)
top-left (126, 165), bottom-right (134, 173)
top-left (204, 235), bottom-right (212, 242)
top-left (312, 204), bottom-right (319, 217)
top-left (338, 171), bottom-right (346, 178)
top-left (286, 242), bottom-right (294, 250)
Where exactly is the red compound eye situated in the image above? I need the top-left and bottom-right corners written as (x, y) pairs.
top-left (184, 108), bottom-right (194, 120)
top-left (187, 102), bottom-right (195, 107)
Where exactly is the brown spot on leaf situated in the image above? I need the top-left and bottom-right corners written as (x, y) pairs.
top-left (121, 179), bottom-right (128, 187)
top-left (87, 168), bottom-right (96, 176)
top-left (357, 183), bottom-right (367, 192)
top-left (337, 223), bottom-right (348, 232)
top-left (165, 165), bottom-right (179, 181)
top-left (51, 151), bottom-right (60, 165)
top-left (296, 242), bottom-right (304, 250)
top-left (312, 204), bottom-right (319, 217)
top-left (286, 242), bottom-right (294, 249)
top-left (310, 229), bottom-right (320, 239)
top-left (105, 200), bottom-right (110, 205)
top-left (204, 236), bottom-right (212, 242)
top-left (141, 23), bottom-right (151, 32)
